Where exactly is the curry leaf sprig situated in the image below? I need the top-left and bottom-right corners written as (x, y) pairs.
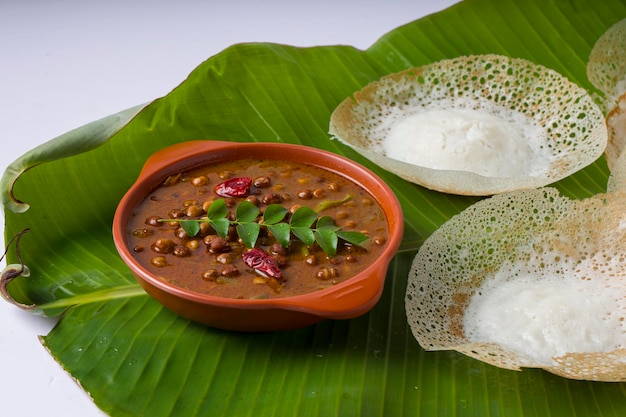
top-left (160, 198), bottom-right (368, 257)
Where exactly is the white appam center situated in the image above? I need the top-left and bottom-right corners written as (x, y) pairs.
top-left (382, 108), bottom-right (552, 178)
top-left (463, 252), bottom-right (626, 366)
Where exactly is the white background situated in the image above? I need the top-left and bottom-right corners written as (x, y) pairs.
top-left (0, 1), bottom-right (459, 415)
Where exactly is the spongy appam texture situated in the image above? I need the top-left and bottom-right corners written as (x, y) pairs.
top-left (330, 54), bottom-right (607, 196)
top-left (605, 92), bottom-right (626, 171)
top-left (587, 18), bottom-right (626, 112)
top-left (405, 187), bottom-right (626, 381)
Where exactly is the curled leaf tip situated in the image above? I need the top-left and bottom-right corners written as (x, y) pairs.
top-left (1, 102), bottom-right (148, 214)
top-left (0, 228), bottom-right (35, 310)
top-left (1, 166), bottom-right (33, 214)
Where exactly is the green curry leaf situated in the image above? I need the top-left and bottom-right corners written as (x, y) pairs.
top-left (262, 204), bottom-right (288, 225)
top-left (314, 229), bottom-right (339, 258)
top-left (236, 222), bottom-right (261, 249)
top-left (209, 218), bottom-right (230, 238)
top-left (180, 220), bottom-right (201, 237)
top-left (235, 200), bottom-right (260, 223)
top-left (289, 205), bottom-right (318, 228)
top-left (205, 198), bottom-right (230, 237)
top-left (3, 0), bottom-right (626, 416)
top-left (336, 230), bottom-right (370, 247)
top-left (315, 215), bottom-right (341, 232)
top-left (290, 227), bottom-right (315, 247)
top-left (267, 223), bottom-right (291, 247)
top-left (206, 197), bottom-right (228, 219)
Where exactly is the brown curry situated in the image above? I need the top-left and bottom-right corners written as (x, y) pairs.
top-left (126, 158), bottom-right (389, 299)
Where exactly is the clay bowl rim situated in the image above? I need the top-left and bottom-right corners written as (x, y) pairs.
top-left (112, 140), bottom-right (404, 317)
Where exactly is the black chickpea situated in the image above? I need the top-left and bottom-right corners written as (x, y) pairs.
top-left (202, 269), bottom-right (220, 281)
top-left (304, 255), bottom-right (318, 266)
top-left (345, 254), bottom-right (358, 263)
top-left (373, 236), bottom-right (387, 246)
top-left (221, 265), bottom-right (240, 277)
top-left (328, 256), bottom-right (343, 265)
top-left (297, 189), bottom-right (313, 199)
top-left (186, 204), bottom-right (204, 217)
top-left (269, 243), bottom-right (288, 256)
top-left (173, 246), bottom-right (191, 257)
top-left (151, 238), bottom-right (176, 254)
top-left (261, 193), bottom-right (282, 204)
top-left (191, 176), bottom-right (210, 186)
top-left (168, 208), bottom-right (186, 219)
top-left (150, 256), bottom-right (168, 267)
top-left (253, 176), bottom-right (271, 188)
top-left (145, 216), bottom-right (163, 226)
top-left (132, 228), bottom-right (153, 238)
top-left (205, 236), bottom-right (230, 253)
top-left (185, 239), bottom-right (200, 250)
top-left (174, 227), bottom-right (190, 240)
top-left (326, 182), bottom-right (340, 192)
top-left (218, 170), bottom-right (233, 180)
top-left (216, 253), bottom-right (234, 264)
top-left (316, 267), bottom-right (339, 281)
top-left (199, 222), bottom-right (212, 236)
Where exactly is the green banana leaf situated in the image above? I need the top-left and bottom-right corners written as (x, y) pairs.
top-left (3, 0), bottom-right (626, 415)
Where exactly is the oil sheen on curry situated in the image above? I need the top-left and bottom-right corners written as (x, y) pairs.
top-left (126, 158), bottom-right (389, 299)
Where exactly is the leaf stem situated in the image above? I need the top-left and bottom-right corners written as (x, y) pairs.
top-left (37, 284), bottom-right (146, 312)
top-left (160, 197), bottom-right (368, 257)
top-left (0, 228), bottom-right (35, 310)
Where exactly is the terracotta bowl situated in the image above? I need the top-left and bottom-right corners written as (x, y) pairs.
top-left (113, 140), bottom-right (403, 332)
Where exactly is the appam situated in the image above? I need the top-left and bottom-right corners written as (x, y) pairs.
top-left (587, 18), bottom-right (626, 113)
top-left (405, 187), bottom-right (626, 381)
top-left (330, 55), bottom-right (607, 196)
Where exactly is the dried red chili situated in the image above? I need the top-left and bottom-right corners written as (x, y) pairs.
top-left (214, 177), bottom-right (252, 198)
top-left (242, 248), bottom-right (283, 280)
